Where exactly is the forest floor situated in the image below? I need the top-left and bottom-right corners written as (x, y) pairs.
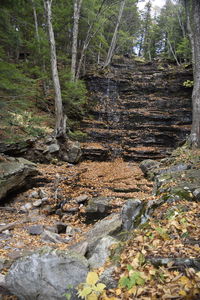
top-left (1, 156), bottom-right (200, 299)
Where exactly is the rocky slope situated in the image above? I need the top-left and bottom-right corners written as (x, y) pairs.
top-left (81, 58), bottom-right (193, 161)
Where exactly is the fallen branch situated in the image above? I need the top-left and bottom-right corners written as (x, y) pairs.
top-left (147, 256), bottom-right (200, 271)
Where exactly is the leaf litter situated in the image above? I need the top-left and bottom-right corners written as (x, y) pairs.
top-left (0, 158), bottom-right (200, 299)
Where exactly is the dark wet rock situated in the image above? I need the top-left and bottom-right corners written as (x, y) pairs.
top-left (88, 236), bottom-right (118, 269)
top-left (82, 60), bottom-right (192, 161)
top-left (6, 247), bottom-right (89, 300)
top-left (27, 225), bottom-right (44, 235)
top-left (0, 156), bottom-right (38, 201)
top-left (55, 222), bottom-right (68, 234)
top-left (121, 199), bottom-right (145, 231)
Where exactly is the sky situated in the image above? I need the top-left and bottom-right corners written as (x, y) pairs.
top-left (137, 0), bottom-right (166, 10)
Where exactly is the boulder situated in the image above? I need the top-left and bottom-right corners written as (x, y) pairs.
top-left (6, 248), bottom-right (89, 300)
top-left (41, 230), bottom-right (70, 244)
top-left (71, 213), bottom-right (122, 254)
top-left (85, 196), bottom-right (114, 213)
top-left (139, 159), bottom-right (160, 176)
top-left (121, 199), bottom-right (145, 231)
top-left (88, 236), bottom-right (118, 269)
top-left (62, 141), bottom-right (82, 164)
top-left (0, 157), bottom-right (38, 201)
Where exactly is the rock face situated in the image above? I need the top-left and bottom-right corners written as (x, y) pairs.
top-left (6, 248), bottom-right (89, 300)
top-left (0, 156), bottom-right (38, 201)
top-left (81, 59), bottom-right (192, 161)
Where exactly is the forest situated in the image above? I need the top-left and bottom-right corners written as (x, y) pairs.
top-left (0, 0), bottom-right (200, 299)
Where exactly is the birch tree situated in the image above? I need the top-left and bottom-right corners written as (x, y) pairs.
top-left (103, 0), bottom-right (126, 68)
top-left (44, 0), bottom-right (67, 137)
top-left (71, 0), bottom-right (83, 82)
top-left (189, 0), bottom-right (200, 147)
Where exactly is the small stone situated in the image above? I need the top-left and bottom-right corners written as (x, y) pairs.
top-left (74, 195), bottom-right (88, 204)
top-left (2, 230), bottom-right (9, 235)
top-left (28, 191), bottom-right (39, 199)
top-left (48, 143), bottom-right (60, 153)
top-left (66, 226), bottom-right (77, 236)
top-left (41, 197), bottom-right (48, 203)
top-left (32, 199), bottom-right (43, 207)
top-left (27, 225), bottom-right (44, 235)
top-left (39, 189), bottom-right (47, 198)
top-left (20, 203), bottom-right (33, 212)
top-left (63, 207), bottom-right (79, 213)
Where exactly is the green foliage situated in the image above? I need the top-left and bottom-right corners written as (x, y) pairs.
top-left (118, 266), bottom-right (145, 290)
top-left (69, 130), bottom-right (87, 142)
top-left (60, 71), bottom-right (87, 118)
top-left (183, 80), bottom-right (194, 87)
top-left (77, 272), bottom-right (106, 300)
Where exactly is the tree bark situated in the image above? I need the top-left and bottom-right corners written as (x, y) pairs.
top-left (103, 0), bottom-right (126, 68)
top-left (190, 0), bottom-right (200, 147)
top-left (71, 0), bottom-right (83, 82)
top-left (44, 0), bottom-right (67, 138)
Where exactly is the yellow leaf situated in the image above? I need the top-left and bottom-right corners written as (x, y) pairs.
top-left (180, 276), bottom-right (190, 285)
top-left (128, 286), bottom-right (137, 295)
top-left (179, 290), bottom-right (187, 296)
top-left (86, 272), bottom-right (99, 285)
top-left (115, 289), bottom-right (122, 296)
top-left (87, 292), bottom-right (98, 300)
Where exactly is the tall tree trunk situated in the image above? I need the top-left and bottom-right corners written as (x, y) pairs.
top-left (103, 0), bottom-right (126, 68)
top-left (44, 0), bottom-right (66, 138)
top-left (190, 0), bottom-right (200, 147)
top-left (167, 38), bottom-right (180, 66)
top-left (71, 0), bottom-right (83, 82)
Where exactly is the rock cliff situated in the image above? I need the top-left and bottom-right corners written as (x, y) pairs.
top-left (81, 58), bottom-right (193, 161)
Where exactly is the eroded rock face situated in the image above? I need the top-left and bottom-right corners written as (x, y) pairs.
top-left (0, 156), bottom-right (38, 201)
top-left (6, 248), bottom-right (89, 300)
top-left (81, 59), bottom-right (192, 161)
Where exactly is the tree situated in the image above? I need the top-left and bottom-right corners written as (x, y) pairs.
top-left (44, 0), bottom-right (67, 138)
top-left (71, 0), bottom-right (83, 82)
top-left (189, 0), bottom-right (200, 147)
top-left (103, 0), bottom-right (126, 68)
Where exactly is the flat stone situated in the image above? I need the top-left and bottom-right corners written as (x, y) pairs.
top-left (41, 230), bottom-right (70, 244)
top-left (33, 199), bottom-right (43, 207)
top-left (29, 191), bottom-right (39, 199)
top-left (27, 225), bottom-right (44, 235)
top-left (74, 194), bottom-right (88, 204)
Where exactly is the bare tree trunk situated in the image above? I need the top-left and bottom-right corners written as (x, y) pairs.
top-left (184, 0), bottom-right (195, 64)
top-left (167, 38), bottom-right (180, 66)
top-left (71, 0), bottom-right (83, 82)
top-left (44, 0), bottom-right (67, 138)
top-left (30, 0), bottom-right (40, 46)
top-left (103, 0), bottom-right (126, 68)
top-left (190, 0), bottom-right (200, 147)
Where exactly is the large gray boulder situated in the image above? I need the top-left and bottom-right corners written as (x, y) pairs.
top-left (0, 156), bottom-right (38, 201)
top-left (88, 236), bottom-right (118, 269)
top-left (6, 248), bottom-right (89, 300)
top-left (121, 199), bottom-right (145, 231)
top-left (71, 213), bottom-right (122, 255)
